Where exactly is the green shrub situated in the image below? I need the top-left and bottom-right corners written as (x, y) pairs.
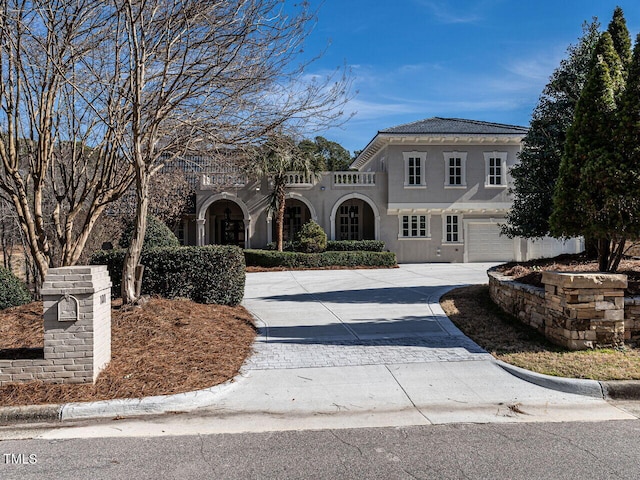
top-left (119, 215), bottom-right (180, 250)
top-left (91, 245), bottom-right (245, 306)
top-left (0, 266), bottom-right (31, 310)
top-left (295, 220), bottom-right (327, 253)
top-left (325, 240), bottom-right (385, 252)
top-left (265, 241), bottom-right (297, 252)
top-left (244, 249), bottom-right (397, 269)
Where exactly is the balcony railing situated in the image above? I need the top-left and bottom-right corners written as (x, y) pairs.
top-left (332, 171), bottom-right (376, 187)
top-left (284, 172), bottom-right (314, 187)
top-left (200, 173), bottom-right (247, 189)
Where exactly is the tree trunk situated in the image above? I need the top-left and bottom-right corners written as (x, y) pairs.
top-left (121, 169), bottom-right (150, 304)
top-left (275, 182), bottom-right (286, 252)
top-left (597, 237), bottom-right (611, 272)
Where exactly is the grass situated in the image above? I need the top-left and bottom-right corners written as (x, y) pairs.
top-left (0, 298), bottom-right (257, 407)
top-left (441, 284), bottom-right (640, 381)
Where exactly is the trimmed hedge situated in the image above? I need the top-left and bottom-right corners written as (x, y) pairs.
top-left (91, 245), bottom-right (245, 306)
top-left (244, 249), bottom-right (397, 269)
top-left (0, 266), bottom-right (31, 310)
top-left (325, 240), bottom-right (385, 252)
top-left (267, 239), bottom-right (386, 253)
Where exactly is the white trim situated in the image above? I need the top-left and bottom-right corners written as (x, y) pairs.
top-left (403, 151), bottom-right (427, 188)
top-left (484, 151), bottom-right (508, 188)
top-left (443, 151), bottom-right (467, 187)
top-left (329, 193), bottom-right (380, 241)
top-left (387, 202), bottom-right (512, 212)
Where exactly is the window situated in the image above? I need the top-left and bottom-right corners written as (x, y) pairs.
top-left (400, 215), bottom-right (429, 238)
top-left (408, 157), bottom-right (421, 185)
top-left (444, 215), bottom-right (461, 243)
top-left (403, 152), bottom-right (427, 188)
top-left (443, 152), bottom-right (467, 187)
top-left (484, 152), bottom-right (507, 187)
top-left (339, 204), bottom-right (360, 240)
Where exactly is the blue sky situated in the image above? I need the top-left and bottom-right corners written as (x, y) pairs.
top-left (298, 1), bottom-right (640, 154)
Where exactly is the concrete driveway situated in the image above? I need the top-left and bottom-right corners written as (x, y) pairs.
top-left (34, 264), bottom-right (634, 439)
top-left (198, 263), bottom-right (631, 433)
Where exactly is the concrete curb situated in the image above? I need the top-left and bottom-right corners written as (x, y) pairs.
top-left (0, 372), bottom-right (245, 426)
top-left (496, 361), bottom-right (640, 400)
top-left (494, 360), bottom-right (606, 398)
top-left (601, 380), bottom-right (640, 400)
top-left (0, 404), bottom-right (62, 425)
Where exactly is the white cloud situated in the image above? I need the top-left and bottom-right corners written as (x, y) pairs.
top-left (413, 0), bottom-right (502, 24)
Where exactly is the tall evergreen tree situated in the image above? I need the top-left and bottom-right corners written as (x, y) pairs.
top-left (550, 32), bottom-right (625, 271)
top-left (608, 6), bottom-right (632, 71)
top-left (608, 33), bottom-right (640, 269)
top-left (503, 21), bottom-right (600, 238)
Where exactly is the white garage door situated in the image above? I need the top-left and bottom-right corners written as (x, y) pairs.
top-left (466, 222), bottom-right (515, 262)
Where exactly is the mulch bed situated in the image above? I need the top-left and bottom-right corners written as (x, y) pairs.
top-left (0, 298), bottom-right (256, 407)
top-left (496, 254), bottom-right (640, 295)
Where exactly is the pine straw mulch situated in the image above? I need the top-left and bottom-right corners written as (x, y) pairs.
top-left (441, 284), bottom-right (640, 380)
top-left (496, 254), bottom-right (640, 295)
top-left (0, 298), bottom-right (257, 407)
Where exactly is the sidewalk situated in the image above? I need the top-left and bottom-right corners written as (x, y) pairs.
top-left (1, 264), bottom-right (637, 437)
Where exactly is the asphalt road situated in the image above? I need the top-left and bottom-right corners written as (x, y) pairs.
top-left (2, 419), bottom-right (640, 479)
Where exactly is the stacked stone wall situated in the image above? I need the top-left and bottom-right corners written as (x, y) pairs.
top-left (489, 270), bottom-right (629, 350)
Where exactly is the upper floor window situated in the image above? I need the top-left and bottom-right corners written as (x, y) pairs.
top-left (443, 152), bottom-right (467, 187)
top-left (484, 152), bottom-right (507, 188)
top-left (403, 152), bottom-right (427, 188)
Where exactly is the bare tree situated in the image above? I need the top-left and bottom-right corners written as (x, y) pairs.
top-left (0, 1), bottom-right (134, 289)
top-left (106, 0), bottom-right (352, 303)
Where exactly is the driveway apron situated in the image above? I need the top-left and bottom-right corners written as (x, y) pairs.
top-left (210, 264), bottom-right (634, 431)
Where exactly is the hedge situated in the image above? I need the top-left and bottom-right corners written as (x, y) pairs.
top-left (267, 239), bottom-right (386, 253)
top-left (91, 245), bottom-right (245, 306)
top-left (244, 249), bottom-right (397, 269)
top-left (325, 240), bottom-right (385, 252)
top-left (0, 266), bottom-right (31, 310)
top-left (119, 215), bottom-right (180, 250)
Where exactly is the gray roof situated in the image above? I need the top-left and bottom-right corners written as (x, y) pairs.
top-left (379, 117), bottom-right (528, 136)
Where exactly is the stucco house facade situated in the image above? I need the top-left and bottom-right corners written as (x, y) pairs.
top-left (181, 117), bottom-right (582, 263)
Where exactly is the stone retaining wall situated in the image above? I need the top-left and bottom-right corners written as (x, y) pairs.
top-left (489, 270), bottom-right (636, 350)
top-left (0, 266), bottom-right (111, 386)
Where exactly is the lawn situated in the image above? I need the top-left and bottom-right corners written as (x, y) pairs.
top-left (441, 284), bottom-right (640, 381)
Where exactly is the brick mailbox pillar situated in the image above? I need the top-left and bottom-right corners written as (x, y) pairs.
top-left (542, 271), bottom-right (627, 350)
top-left (41, 265), bottom-right (112, 383)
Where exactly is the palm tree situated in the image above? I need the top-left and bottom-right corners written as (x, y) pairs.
top-left (252, 135), bottom-right (321, 251)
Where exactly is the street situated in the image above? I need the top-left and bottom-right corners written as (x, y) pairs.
top-left (1, 419), bottom-right (639, 479)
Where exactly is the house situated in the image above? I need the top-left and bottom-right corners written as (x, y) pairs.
top-left (182, 117), bottom-right (583, 263)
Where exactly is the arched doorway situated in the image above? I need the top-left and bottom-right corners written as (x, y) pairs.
top-left (271, 198), bottom-right (313, 243)
top-left (198, 194), bottom-right (250, 248)
top-left (332, 196), bottom-right (377, 241)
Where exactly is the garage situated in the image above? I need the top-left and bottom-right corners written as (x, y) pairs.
top-left (465, 221), bottom-right (515, 262)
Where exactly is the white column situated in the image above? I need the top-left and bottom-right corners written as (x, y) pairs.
top-left (196, 218), bottom-right (205, 246)
top-left (244, 219), bottom-right (251, 249)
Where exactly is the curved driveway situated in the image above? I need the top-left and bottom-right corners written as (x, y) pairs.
top-left (31, 264), bottom-right (635, 440)
top-left (217, 264), bottom-right (634, 432)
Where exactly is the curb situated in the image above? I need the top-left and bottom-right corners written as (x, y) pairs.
top-left (494, 360), bottom-right (606, 398)
top-left (495, 360), bottom-right (640, 400)
top-left (0, 371), bottom-right (245, 426)
top-left (601, 380), bottom-right (640, 400)
top-left (0, 404), bottom-right (62, 425)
